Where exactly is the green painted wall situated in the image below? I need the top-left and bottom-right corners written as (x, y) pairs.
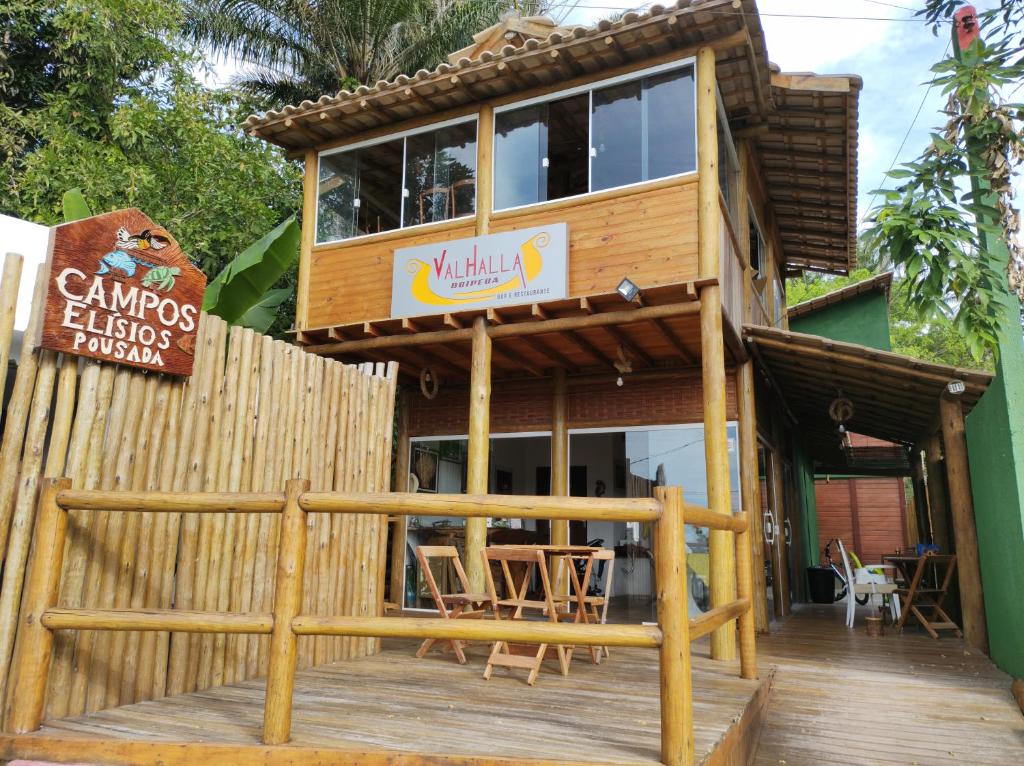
top-left (790, 291), bottom-right (892, 351)
top-left (795, 441), bottom-right (820, 571)
top-left (966, 294), bottom-right (1024, 679)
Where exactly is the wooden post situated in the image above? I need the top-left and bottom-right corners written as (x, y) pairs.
top-left (7, 477), bottom-right (71, 733)
top-left (909, 447), bottom-right (929, 546)
top-left (653, 486), bottom-right (693, 766)
top-left (464, 316), bottom-right (491, 594)
top-left (263, 478), bottom-right (309, 745)
top-left (476, 104), bottom-right (495, 237)
top-left (737, 363), bottom-right (768, 633)
top-left (551, 368), bottom-right (570, 592)
top-left (734, 511), bottom-right (758, 680)
top-left (924, 435), bottom-right (951, 550)
top-left (296, 150), bottom-right (318, 331)
top-left (696, 45), bottom-right (737, 660)
top-left (0, 253), bottom-right (23, 382)
top-left (938, 394), bottom-right (988, 653)
top-left (390, 390), bottom-right (411, 609)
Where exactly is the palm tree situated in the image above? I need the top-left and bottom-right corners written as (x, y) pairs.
top-left (186, 0), bottom-right (547, 106)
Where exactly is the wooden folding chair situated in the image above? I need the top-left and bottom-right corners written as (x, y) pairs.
top-left (414, 545), bottom-right (492, 664)
top-left (552, 548), bottom-right (616, 664)
top-left (896, 553), bottom-right (962, 639)
top-left (481, 547), bottom-right (571, 685)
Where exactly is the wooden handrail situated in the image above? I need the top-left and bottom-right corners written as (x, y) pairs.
top-left (55, 490), bottom-right (286, 513)
top-left (42, 608), bottom-right (274, 634)
top-left (8, 477), bottom-right (759, 766)
top-left (299, 491), bottom-right (662, 521)
top-left (689, 598), bottom-right (752, 641)
top-left (290, 616), bottom-right (662, 648)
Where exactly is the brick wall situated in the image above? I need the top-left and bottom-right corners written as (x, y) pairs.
top-left (408, 369), bottom-right (739, 436)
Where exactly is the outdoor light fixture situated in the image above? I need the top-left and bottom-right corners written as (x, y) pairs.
top-left (947, 380), bottom-right (966, 395)
top-left (616, 277), bottom-right (640, 303)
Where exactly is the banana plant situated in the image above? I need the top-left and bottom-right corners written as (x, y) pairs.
top-left (202, 216), bottom-right (300, 334)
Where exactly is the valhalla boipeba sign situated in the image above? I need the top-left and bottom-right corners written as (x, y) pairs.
top-left (39, 209), bottom-right (206, 375)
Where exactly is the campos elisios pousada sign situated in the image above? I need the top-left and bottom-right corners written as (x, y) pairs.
top-left (39, 209), bottom-right (206, 375)
top-left (390, 223), bottom-right (568, 318)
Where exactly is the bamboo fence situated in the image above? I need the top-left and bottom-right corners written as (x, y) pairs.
top-left (0, 253), bottom-right (398, 722)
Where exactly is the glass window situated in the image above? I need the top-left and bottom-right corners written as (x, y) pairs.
top-left (317, 139), bottom-right (403, 242)
top-left (592, 67), bottom-right (696, 191)
top-left (773, 272), bottom-right (785, 326)
top-left (316, 120), bottom-right (477, 243)
top-left (748, 206), bottom-right (765, 277)
top-left (493, 93), bottom-right (588, 209)
top-left (403, 122), bottom-right (477, 228)
top-left (718, 110), bottom-right (739, 222)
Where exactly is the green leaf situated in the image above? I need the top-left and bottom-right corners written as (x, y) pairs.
top-left (62, 189), bottom-right (93, 222)
top-left (236, 287), bottom-right (292, 334)
top-left (202, 216), bottom-right (299, 325)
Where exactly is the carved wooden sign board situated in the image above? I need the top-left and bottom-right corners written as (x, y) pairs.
top-left (39, 209), bottom-right (206, 375)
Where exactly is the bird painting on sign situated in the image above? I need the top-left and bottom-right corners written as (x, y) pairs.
top-left (39, 209), bottom-right (207, 376)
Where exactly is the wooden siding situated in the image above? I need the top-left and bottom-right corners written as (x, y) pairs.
top-left (307, 223), bottom-right (477, 328)
top-left (815, 477), bottom-right (906, 564)
top-left (303, 179), bottom-right (698, 329)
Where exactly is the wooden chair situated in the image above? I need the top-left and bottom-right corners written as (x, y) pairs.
top-left (481, 547), bottom-right (571, 685)
top-left (896, 553), bottom-right (962, 639)
top-left (553, 548), bottom-right (616, 663)
top-left (413, 545), bottom-right (492, 664)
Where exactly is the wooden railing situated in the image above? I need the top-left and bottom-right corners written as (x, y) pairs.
top-left (10, 478), bottom-right (757, 766)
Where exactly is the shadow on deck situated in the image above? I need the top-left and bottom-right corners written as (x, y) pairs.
top-left (1, 640), bottom-right (768, 766)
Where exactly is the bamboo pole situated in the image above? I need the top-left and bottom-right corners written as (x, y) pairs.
top-left (464, 316), bottom-right (492, 594)
top-left (42, 609), bottom-right (274, 634)
top-left (737, 362), bottom-right (769, 632)
top-left (0, 266), bottom-right (47, 557)
top-left (6, 478), bottom-right (71, 733)
top-left (296, 150), bottom-right (317, 330)
top-left (47, 363), bottom-right (112, 717)
top-left (373, 363), bottom-right (400, 652)
top-left (0, 253), bottom-right (23, 386)
top-left (697, 45), bottom-right (737, 662)
top-left (0, 348), bottom-right (58, 711)
top-left (653, 486), bottom-right (693, 766)
top-left (390, 389), bottom-right (411, 610)
top-left (84, 370), bottom-right (147, 713)
top-left (476, 104), bottom-right (494, 236)
top-left (133, 380), bottom-right (184, 702)
top-left (43, 357), bottom-right (79, 477)
top-left (331, 364), bottom-right (357, 659)
top-left (167, 316), bottom-right (224, 696)
top-left (102, 374), bottom-right (159, 708)
top-left (313, 361), bottom-right (341, 664)
top-left (263, 478), bottom-right (309, 746)
top-left (348, 365), bottom-right (373, 657)
top-left (939, 394), bottom-right (988, 653)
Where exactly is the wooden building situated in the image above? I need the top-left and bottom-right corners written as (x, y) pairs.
top-left (244, 1), bottom-right (993, 642)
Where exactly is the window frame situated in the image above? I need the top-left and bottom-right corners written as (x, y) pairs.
top-left (315, 114), bottom-right (480, 246)
top-left (491, 57), bottom-right (699, 215)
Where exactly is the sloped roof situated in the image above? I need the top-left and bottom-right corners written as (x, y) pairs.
top-left (787, 272), bottom-right (892, 320)
top-left (744, 325), bottom-right (992, 460)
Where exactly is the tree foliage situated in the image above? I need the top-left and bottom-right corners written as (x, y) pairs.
top-left (1, 0), bottom-right (303, 334)
top-left (787, 237), bottom-right (991, 371)
top-left (870, 1), bottom-right (1024, 361)
top-left (184, 0), bottom-right (543, 106)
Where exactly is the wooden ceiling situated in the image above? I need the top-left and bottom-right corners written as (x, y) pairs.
top-left (744, 325), bottom-right (992, 462)
top-left (298, 282), bottom-right (740, 383)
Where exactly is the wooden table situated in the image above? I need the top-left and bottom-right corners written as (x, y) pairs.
top-left (483, 545), bottom-right (605, 682)
top-left (882, 553), bottom-right (962, 639)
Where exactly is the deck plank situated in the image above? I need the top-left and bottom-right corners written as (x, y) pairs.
top-left (754, 603), bottom-right (1024, 766)
top-left (29, 640), bottom-right (762, 765)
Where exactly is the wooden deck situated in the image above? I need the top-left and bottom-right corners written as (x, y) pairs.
top-left (754, 603), bottom-right (1024, 765)
top-left (0, 639), bottom-right (768, 766)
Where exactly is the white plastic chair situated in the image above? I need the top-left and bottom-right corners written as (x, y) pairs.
top-left (837, 539), bottom-right (901, 628)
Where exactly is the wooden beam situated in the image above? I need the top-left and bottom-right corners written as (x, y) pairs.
top-left (737, 364), bottom-right (769, 634)
top-left (651, 318), bottom-right (694, 365)
top-left (938, 395), bottom-right (988, 653)
top-left (697, 45), bottom-right (736, 662)
top-left (603, 325), bottom-right (653, 367)
top-left (476, 103), bottom-right (494, 235)
top-left (464, 317), bottom-right (491, 594)
top-left (568, 330), bottom-right (615, 370)
top-left (490, 341), bottom-right (543, 378)
top-left (551, 369), bottom-right (569, 591)
top-left (390, 390), bottom-right (411, 610)
top-left (296, 150), bottom-right (317, 330)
